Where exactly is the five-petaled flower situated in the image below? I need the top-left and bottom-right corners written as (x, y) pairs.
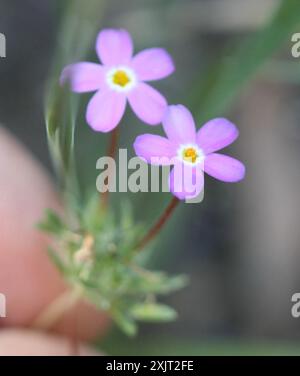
top-left (60, 28), bottom-right (175, 132)
top-left (134, 105), bottom-right (246, 200)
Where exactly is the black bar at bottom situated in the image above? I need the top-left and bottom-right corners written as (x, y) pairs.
top-left (0, 356), bottom-right (299, 373)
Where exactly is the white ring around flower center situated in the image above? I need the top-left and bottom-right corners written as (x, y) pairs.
top-left (177, 144), bottom-right (205, 166)
top-left (106, 66), bottom-right (137, 93)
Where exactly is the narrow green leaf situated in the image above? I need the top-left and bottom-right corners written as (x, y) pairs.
top-left (159, 274), bottom-right (189, 294)
top-left (130, 303), bottom-right (178, 322)
top-left (47, 247), bottom-right (66, 274)
top-left (81, 193), bottom-right (105, 232)
top-left (45, 0), bottom-right (107, 209)
top-left (190, 0), bottom-right (300, 123)
top-left (37, 209), bottom-right (65, 235)
top-left (113, 311), bottom-right (138, 337)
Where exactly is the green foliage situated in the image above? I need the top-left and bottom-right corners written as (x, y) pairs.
top-left (41, 0), bottom-right (300, 337)
top-left (130, 302), bottom-right (178, 322)
top-left (42, 0), bottom-right (186, 336)
top-left (190, 0), bottom-right (300, 124)
top-left (39, 197), bottom-right (186, 335)
top-left (45, 0), bottom-right (107, 211)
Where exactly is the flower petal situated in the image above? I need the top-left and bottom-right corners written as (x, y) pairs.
top-left (162, 105), bottom-right (196, 145)
top-left (86, 90), bottom-right (126, 132)
top-left (169, 162), bottom-right (204, 200)
top-left (197, 118), bottom-right (239, 154)
top-left (134, 134), bottom-right (175, 165)
top-left (60, 63), bottom-right (104, 93)
top-left (96, 29), bottom-right (133, 65)
top-left (204, 153), bottom-right (245, 182)
top-left (128, 83), bottom-right (167, 125)
top-left (131, 48), bottom-right (175, 81)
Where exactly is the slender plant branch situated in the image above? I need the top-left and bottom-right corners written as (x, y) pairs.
top-left (101, 127), bottom-right (119, 209)
top-left (32, 286), bottom-right (83, 331)
top-left (135, 197), bottom-right (180, 251)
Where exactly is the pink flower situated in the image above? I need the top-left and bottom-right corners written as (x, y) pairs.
top-left (60, 29), bottom-right (175, 132)
top-left (134, 105), bottom-right (246, 200)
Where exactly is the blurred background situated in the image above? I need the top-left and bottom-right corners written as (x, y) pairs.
top-left (1, 0), bottom-right (300, 355)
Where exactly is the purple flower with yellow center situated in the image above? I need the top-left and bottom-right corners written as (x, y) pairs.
top-left (60, 29), bottom-right (175, 132)
top-left (134, 105), bottom-right (246, 200)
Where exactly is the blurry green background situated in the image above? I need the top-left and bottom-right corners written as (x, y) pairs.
top-left (1, 0), bottom-right (300, 355)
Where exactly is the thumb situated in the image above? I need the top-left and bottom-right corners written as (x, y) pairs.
top-left (0, 126), bottom-right (109, 340)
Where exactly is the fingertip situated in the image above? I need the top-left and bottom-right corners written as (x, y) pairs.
top-left (0, 329), bottom-right (101, 356)
top-left (0, 127), bottom-right (108, 340)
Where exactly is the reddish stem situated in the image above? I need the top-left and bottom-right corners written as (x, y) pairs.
top-left (101, 128), bottom-right (119, 209)
top-left (136, 197), bottom-right (179, 251)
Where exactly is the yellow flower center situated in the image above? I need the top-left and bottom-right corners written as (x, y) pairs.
top-left (113, 70), bottom-right (131, 87)
top-left (183, 147), bottom-right (198, 163)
